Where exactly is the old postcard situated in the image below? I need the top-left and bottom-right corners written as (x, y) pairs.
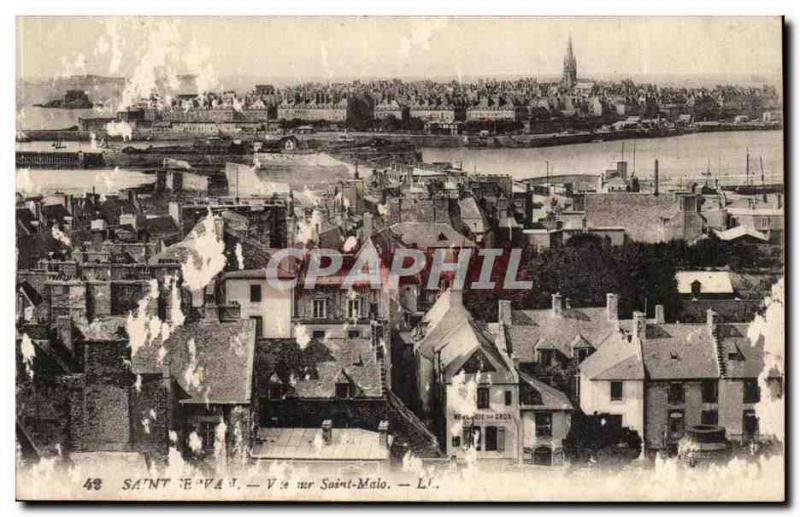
top-left (14, 16), bottom-right (785, 501)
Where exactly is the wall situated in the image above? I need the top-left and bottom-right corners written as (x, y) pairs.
top-left (520, 410), bottom-right (571, 464)
top-left (225, 278), bottom-right (293, 338)
top-left (579, 374), bottom-right (644, 438)
top-left (443, 382), bottom-right (520, 463)
top-left (416, 354), bottom-right (435, 417)
top-left (718, 378), bottom-right (757, 442)
top-left (644, 380), bottom-right (719, 450)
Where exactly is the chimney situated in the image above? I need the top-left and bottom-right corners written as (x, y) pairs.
top-left (552, 293), bottom-right (563, 317)
top-left (653, 159), bottom-right (659, 196)
top-left (56, 315), bottom-right (73, 354)
top-left (378, 420), bottom-right (389, 448)
top-left (654, 304), bottom-right (665, 324)
top-left (631, 311), bottom-right (646, 343)
top-left (775, 194), bottom-right (782, 209)
top-left (498, 299), bottom-right (512, 326)
top-left (707, 309), bottom-right (721, 338)
top-left (565, 297), bottom-right (572, 310)
top-left (64, 194), bottom-right (73, 215)
top-left (617, 161), bottom-right (628, 181)
top-left (606, 293), bottom-right (619, 322)
top-left (321, 419), bottom-right (332, 445)
top-left (524, 182), bottom-right (533, 225)
top-left (363, 212), bottom-right (373, 239)
top-left (91, 229), bottom-right (105, 251)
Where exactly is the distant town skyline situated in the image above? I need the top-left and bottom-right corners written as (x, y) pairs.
top-left (17, 17), bottom-right (783, 85)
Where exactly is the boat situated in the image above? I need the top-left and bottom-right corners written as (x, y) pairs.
top-left (51, 139), bottom-right (66, 150)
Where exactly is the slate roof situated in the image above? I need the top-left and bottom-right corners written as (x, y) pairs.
top-left (580, 333), bottom-right (645, 381)
top-left (131, 319), bottom-right (256, 404)
top-left (416, 290), bottom-right (515, 384)
top-left (640, 323), bottom-right (718, 379)
top-left (99, 198), bottom-right (137, 223)
top-left (506, 307), bottom-right (619, 363)
top-left (719, 323), bottom-right (766, 379)
top-left (76, 316), bottom-right (128, 342)
top-left (16, 207), bottom-right (37, 234)
top-left (583, 192), bottom-right (704, 243)
top-left (143, 215), bottom-right (179, 236)
top-left (255, 336), bottom-right (383, 399)
top-left (458, 197), bottom-right (488, 234)
top-left (17, 281), bottom-right (43, 306)
top-left (518, 371), bottom-right (573, 410)
top-left (41, 204), bottom-right (70, 221)
top-left (16, 229), bottom-right (69, 269)
top-left (383, 222), bottom-right (476, 250)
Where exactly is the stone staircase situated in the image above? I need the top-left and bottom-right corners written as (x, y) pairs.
top-left (378, 356), bottom-right (441, 458)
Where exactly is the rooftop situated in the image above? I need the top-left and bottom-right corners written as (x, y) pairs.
top-left (252, 427), bottom-right (389, 461)
top-left (131, 319), bottom-right (256, 404)
top-left (676, 271), bottom-right (735, 295)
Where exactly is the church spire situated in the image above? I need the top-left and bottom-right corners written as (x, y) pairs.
top-left (562, 34), bottom-right (577, 89)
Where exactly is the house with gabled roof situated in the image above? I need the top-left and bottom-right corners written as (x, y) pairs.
top-left (415, 290), bottom-right (520, 462)
top-left (578, 313), bottom-right (646, 439)
top-left (640, 309), bottom-right (776, 451)
top-left (499, 293), bottom-right (622, 402)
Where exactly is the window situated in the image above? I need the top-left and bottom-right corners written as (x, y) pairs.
top-left (743, 379), bottom-right (761, 403)
top-left (312, 330), bottom-right (326, 340)
top-left (504, 390), bottom-right (513, 406)
top-left (701, 409), bottom-right (719, 426)
top-left (576, 347), bottom-right (592, 364)
top-left (535, 412), bottom-right (552, 437)
top-left (249, 284), bottom-right (262, 303)
top-left (691, 280), bottom-right (702, 298)
top-left (756, 216), bottom-right (770, 230)
top-left (743, 409), bottom-right (759, 438)
top-left (250, 316), bottom-right (263, 338)
top-left (610, 381), bottom-right (623, 401)
top-left (268, 383), bottom-right (285, 400)
top-left (200, 421), bottom-right (217, 450)
top-left (347, 329), bottom-right (361, 339)
top-left (702, 380), bottom-right (718, 403)
top-left (477, 387), bottom-right (490, 409)
top-left (347, 298), bottom-right (362, 319)
top-left (312, 299), bottom-right (327, 319)
top-left (335, 382), bottom-right (353, 399)
top-left (668, 383), bottom-right (685, 405)
top-left (539, 349), bottom-right (554, 366)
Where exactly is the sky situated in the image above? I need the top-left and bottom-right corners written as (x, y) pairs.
top-left (16, 16), bottom-right (783, 84)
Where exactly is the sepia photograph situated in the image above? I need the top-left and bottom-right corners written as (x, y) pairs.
top-left (12, 14), bottom-right (785, 502)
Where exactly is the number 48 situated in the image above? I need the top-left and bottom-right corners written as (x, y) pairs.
top-left (83, 478), bottom-right (102, 490)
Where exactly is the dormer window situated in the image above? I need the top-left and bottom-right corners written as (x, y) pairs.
top-left (335, 382), bottom-right (354, 399)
